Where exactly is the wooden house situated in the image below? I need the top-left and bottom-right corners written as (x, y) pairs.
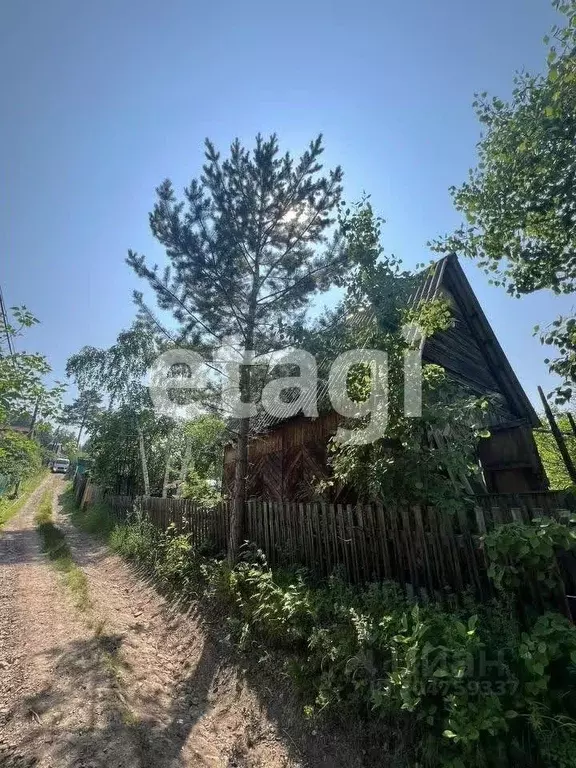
top-left (223, 254), bottom-right (548, 501)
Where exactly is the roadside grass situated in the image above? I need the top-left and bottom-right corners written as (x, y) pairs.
top-left (34, 488), bottom-right (90, 611)
top-left (0, 470), bottom-right (48, 530)
top-left (58, 485), bottom-right (141, 727)
top-left (60, 485), bottom-right (116, 538)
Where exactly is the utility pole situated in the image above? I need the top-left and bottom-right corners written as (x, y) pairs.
top-left (0, 283), bottom-right (15, 356)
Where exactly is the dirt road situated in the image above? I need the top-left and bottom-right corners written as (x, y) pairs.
top-left (0, 477), bottom-right (368, 768)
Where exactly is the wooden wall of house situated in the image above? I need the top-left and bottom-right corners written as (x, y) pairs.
top-left (223, 414), bottom-right (548, 500)
top-left (223, 412), bottom-right (339, 501)
top-left (424, 290), bottom-right (504, 397)
top-left (478, 425), bottom-right (548, 493)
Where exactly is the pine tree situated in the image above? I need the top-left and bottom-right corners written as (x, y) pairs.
top-left (127, 133), bottom-right (345, 560)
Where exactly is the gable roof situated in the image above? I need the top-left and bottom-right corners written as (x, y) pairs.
top-left (418, 254), bottom-right (539, 428)
top-left (247, 253), bottom-right (539, 435)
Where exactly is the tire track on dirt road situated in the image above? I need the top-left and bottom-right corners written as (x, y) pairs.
top-left (52, 484), bottom-right (316, 768)
top-left (1, 477), bottom-right (369, 767)
top-left (0, 475), bottom-right (140, 768)
top-left (53, 485), bottom-right (369, 768)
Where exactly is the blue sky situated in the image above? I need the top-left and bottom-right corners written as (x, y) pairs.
top-left (1, 0), bottom-right (573, 407)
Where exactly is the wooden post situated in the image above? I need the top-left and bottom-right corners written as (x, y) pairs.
top-left (538, 386), bottom-right (576, 485)
top-left (567, 412), bottom-right (576, 440)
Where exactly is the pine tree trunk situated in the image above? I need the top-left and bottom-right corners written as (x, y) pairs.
top-left (228, 306), bottom-right (256, 563)
top-left (137, 423), bottom-right (150, 496)
top-left (229, 411), bottom-right (249, 563)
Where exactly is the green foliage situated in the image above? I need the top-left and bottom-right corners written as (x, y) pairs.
top-left (431, 1), bottom-right (576, 402)
top-left (127, 134), bottom-right (348, 555)
top-left (87, 407), bottom-right (144, 493)
top-left (153, 526), bottom-right (205, 593)
top-left (539, 318), bottom-right (576, 404)
top-left (182, 468), bottom-right (221, 506)
top-left (432, 1), bottom-right (576, 296)
top-left (484, 514), bottom-right (576, 591)
top-left (109, 516), bottom-right (160, 563)
top-left (65, 323), bottom-right (167, 495)
top-left (184, 415), bottom-right (226, 476)
top-left (181, 415), bottom-right (226, 504)
top-left (107, 514), bottom-right (206, 594)
top-left (0, 430), bottom-right (41, 487)
top-left (518, 612), bottom-right (576, 768)
top-left (204, 555), bottom-right (576, 768)
top-left (60, 389), bottom-right (102, 447)
top-left (319, 202), bottom-right (490, 507)
top-left (403, 296), bottom-right (454, 336)
top-left (533, 414), bottom-right (576, 489)
top-left (203, 546), bottom-right (314, 648)
top-left (0, 305), bottom-right (65, 425)
top-left (65, 325), bottom-right (222, 498)
top-left (329, 365), bottom-right (490, 508)
top-left (0, 468), bottom-right (46, 528)
top-left (88, 405), bottom-right (184, 495)
top-left (127, 134), bottom-right (345, 354)
top-left (72, 485), bottom-right (576, 768)
top-left (64, 492), bottom-right (116, 537)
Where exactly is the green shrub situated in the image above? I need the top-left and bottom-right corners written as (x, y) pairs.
top-left (109, 518), bottom-right (159, 563)
top-left (484, 514), bottom-right (576, 591)
top-left (201, 555), bottom-right (576, 767)
top-left (77, 502), bottom-right (117, 536)
top-left (0, 430), bottom-right (41, 483)
top-left (154, 525), bottom-right (204, 594)
top-left (70, 495), bottom-right (576, 768)
top-left (217, 549), bottom-right (313, 648)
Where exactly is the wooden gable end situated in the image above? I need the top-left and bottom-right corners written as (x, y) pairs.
top-left (424, 254), bottom-right (539, 429)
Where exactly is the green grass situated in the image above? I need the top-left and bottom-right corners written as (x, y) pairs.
top-left (34, 488), bottom-right (90, 611)
top-left (0, 470), bottom-right (48, 529)
top-left (60, 485), bottom-right (117, 538)
top-left (40, 487), bottom-right (140, 725)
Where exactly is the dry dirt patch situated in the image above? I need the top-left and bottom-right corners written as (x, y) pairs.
top-left (0, 476), bottom-right (388, 767)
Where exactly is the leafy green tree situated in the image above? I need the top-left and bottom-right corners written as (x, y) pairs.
top-left (66, 324), bottom-right (162, 493)
top-left (0, 430), bottom-right (41, 491)
top-left (181, 415), bottom-right (226, 503)
top-left (314, 202), bottom-right (490, 508)
top-left (533, 413), bottom-right (576, 489)
top-left (0, 306), bottom-right (65, 424)
top-left (128, 133), bottom-right (345, 558)
top-left (65, 346), bottom-right (108, 396)
top-left (432, 0), bottom-right (576, 403)
top-left (66, 323), bottom-right (194, 496)
top-left (60, 389), bottom-right (103, 448)
top-left (88, 405), bottom-right (174, 495)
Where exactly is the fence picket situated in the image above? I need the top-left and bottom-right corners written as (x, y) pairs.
top-left (91, 490), bottom-right (571, 605)
top-left (335, 504), bottom-right (348, 578)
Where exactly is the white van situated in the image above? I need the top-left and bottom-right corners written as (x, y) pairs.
top-left (52, 458), bottom-right (70, 474)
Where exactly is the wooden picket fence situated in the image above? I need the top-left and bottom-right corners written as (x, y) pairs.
top-left (105, 494), bottom-right (231, 552)
top-left (74, 476), bottom-right (576, 602)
